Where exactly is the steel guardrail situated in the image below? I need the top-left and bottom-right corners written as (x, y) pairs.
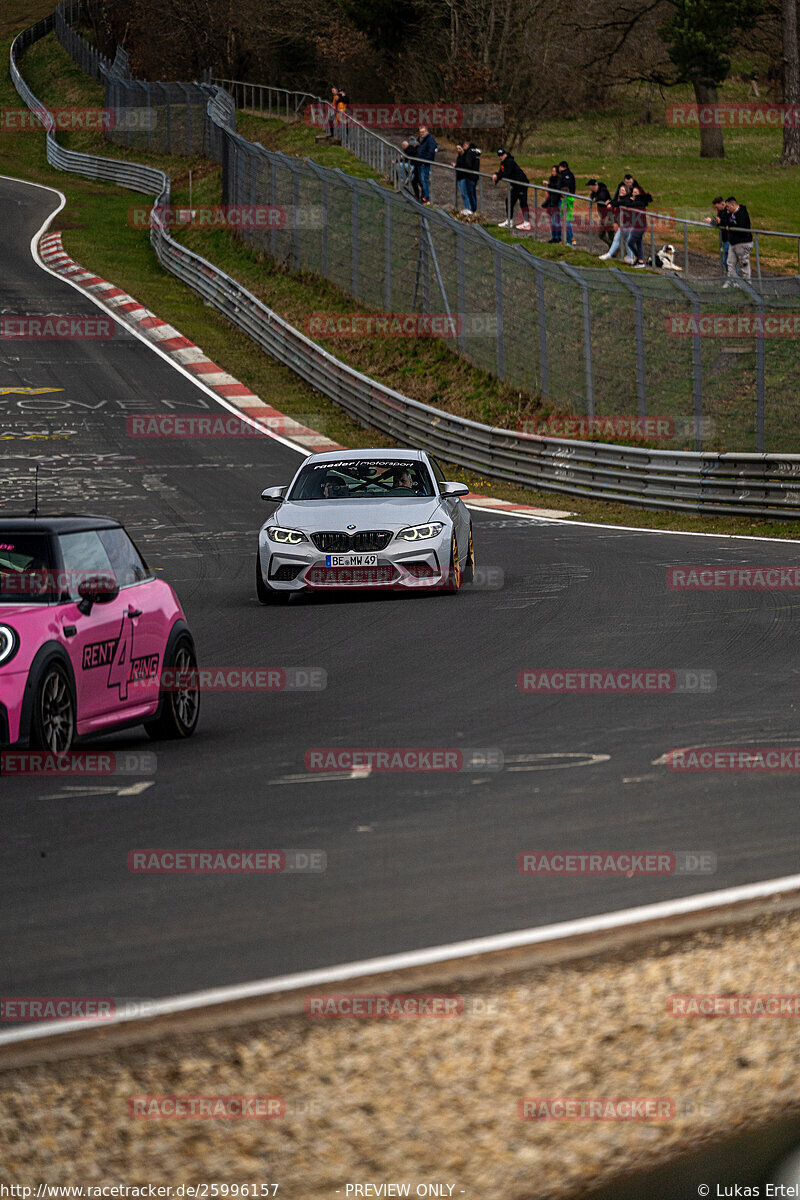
top-left (11, 11), bottom-right (800, 518)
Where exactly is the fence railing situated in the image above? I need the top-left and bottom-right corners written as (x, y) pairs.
top-left (12, 3), bottom-right (800, 517)
top-left (212, 75), bottom-right (800, 284)
top-left (54, 0), bottom-right (108, 80)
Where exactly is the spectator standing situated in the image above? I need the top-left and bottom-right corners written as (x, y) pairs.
top-left (327, 87), bottom-right (339, 138)
top-left (455, 139), bottom-right (481, 214)
top-left (599, 184), bottom-right (631, 260)
top-left (626, 185), bottom-right (653, 266)
top-left (725, 196), bottom-right (753, 280)
top-left (401, 136), bottom-right (421, 199)
top-left (492, 149), bottom-right (531, 229)
top-left (704, 196), bottom-right (730, 275)
top-left (587, 178), bottom-right (613, 246)
top-left (558, 160), bottom-right (576, 245)
top-left (415, 125), bottom-right (438, 204)
top-left (541, 165), bottom-right (562, 242)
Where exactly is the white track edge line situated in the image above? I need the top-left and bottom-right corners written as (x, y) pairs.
top-left (2, 871), bottom-right (800, 1047)
top-left (6, 175), bottom-right (309, 460)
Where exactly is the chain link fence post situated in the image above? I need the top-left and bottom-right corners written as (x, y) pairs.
top-left (531, 255), bottom-right (549, 398)
top-left (669, 276), bottom-right (704, 451)
top-left (559, 263), bottom-right (594, 417)
top-left (735, 279), bottom-right (766, 451)
top-left (611, 270), bottom-right (647, 418)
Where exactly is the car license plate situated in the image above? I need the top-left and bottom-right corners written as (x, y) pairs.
top-left (325, 554), bottom-right (378, 566)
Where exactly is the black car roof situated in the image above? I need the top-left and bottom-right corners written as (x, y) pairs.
top-left (0, 515), bottom-right (122, 533)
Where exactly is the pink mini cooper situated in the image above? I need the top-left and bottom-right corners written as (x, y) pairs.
top-left (0, 516), bottom-right (199, 753)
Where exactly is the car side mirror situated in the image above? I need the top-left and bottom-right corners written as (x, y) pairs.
top-left (261, 486), bottom-right (287, 502)
top-left (77, 573), bottom-right (119, 615)
top-left (440, 481), bottom-right (470, 497)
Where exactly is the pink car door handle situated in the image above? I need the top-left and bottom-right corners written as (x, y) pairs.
top-left (127, 607), bottom-right (142, 618)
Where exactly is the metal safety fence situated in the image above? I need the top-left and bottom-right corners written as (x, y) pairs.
top-left (12, 6), bottom-right (800, 517)
top-left (211, 128), bottom-right (800, 456)
top-left (212, 76), bottom-right (800, 282)
top-left (45, 2), bottom-right (800, 456)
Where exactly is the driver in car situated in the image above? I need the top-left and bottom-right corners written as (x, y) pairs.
top-left (391, 468), bottom-right (416, 493)
top-left (323, 473), bottom-right (348, 499)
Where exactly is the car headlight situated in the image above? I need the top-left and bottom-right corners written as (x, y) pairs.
top-left (0, 625), bottom-right (19, 667)
top-left (266, 527), bottom-right (308, 545)
top-left (396, 523), bottom-right (445, 542)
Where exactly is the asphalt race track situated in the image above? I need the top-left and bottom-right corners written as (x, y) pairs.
top-left (2, 175), bottom-right (800, 1011)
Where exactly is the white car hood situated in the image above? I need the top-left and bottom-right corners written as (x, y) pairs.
top-left (264, 497), bottom-right (445, 534)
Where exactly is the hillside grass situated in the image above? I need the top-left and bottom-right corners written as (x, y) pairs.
top-left (3, 3), bottom-right (800, 537)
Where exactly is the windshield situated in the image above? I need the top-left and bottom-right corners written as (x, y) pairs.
top-left (289, 459), bottom-right (435, 501)
top-left (0, 533), bottom-right (57, 605)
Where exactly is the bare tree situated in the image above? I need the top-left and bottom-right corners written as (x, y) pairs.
top-left (782, 0), bottom-right (800, 162)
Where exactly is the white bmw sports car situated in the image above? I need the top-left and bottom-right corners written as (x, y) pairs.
top-left (256, 449), bottom-right (474, 603)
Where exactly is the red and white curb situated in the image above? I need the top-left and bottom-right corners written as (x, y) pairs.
top-left (37, 231), bottom-right (572, 518)
top-left (463, 494), bottom-right (574, 519)
top-left (37, 231), bottom-right (343, 455)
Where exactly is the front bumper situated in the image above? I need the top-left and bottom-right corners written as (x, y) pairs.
top-left (0, 669), bottom-right (28, 746)
top-left (259, 531), bottom-right (452, 592)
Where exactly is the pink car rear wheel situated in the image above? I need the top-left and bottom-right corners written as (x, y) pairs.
top-left (145, 635), bottom-right (200, 741)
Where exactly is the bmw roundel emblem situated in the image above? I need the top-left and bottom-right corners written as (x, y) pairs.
top-left (347, 524), bottom-right (356, 530)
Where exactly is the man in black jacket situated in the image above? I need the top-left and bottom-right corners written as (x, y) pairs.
top-left (415, 125), bottom-right (438, 204)
top-left (455, 140), bottom-right (480, 214)
top-left (611, 172), bottom-right (640, 205)
top-left (558, 160), bottom-right (576, 245)
top-left (725, 196), bottom-right (753, 280)
top-left (492, 149), bottom-right (531, 229)
top-left (587, 178), bottom-right (613, 245)
top-left (541, 165), bottom-right (561, 241)
top-left (704, 196), bottom-right (730, 275)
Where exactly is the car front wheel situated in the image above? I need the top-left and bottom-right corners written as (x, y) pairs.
top-left (30, 662), bottom-right (76, 753)
top-left (442, 533), bottom-right (462, 593)
top-left (256, 552), bottom-right (291, 605)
